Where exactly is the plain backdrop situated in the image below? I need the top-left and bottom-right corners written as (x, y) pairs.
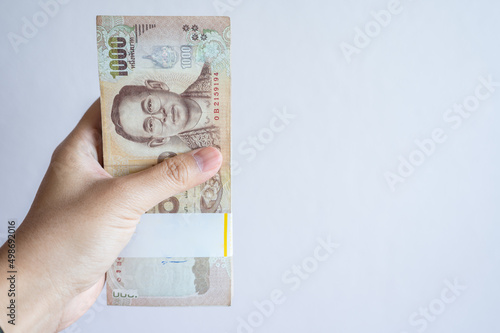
top-left (1, 0), bottom-right (500, 332)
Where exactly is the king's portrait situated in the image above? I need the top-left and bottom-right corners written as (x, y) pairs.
top-left (110, 62), bottom-right (219, 149)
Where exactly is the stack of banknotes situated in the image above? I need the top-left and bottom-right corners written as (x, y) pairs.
top-left (96, 15), bottom-right (232, 306)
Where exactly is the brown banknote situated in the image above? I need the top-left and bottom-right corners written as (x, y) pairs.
top-left (97, 15), bottom-right (231, 214)
top-left (96, 16), bottom-right (232, 306)
top-left (107, 257), bottom-right (232, 306)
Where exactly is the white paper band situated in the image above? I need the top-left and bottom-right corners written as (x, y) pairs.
top-left (119, 213), bottom-right (232, 258)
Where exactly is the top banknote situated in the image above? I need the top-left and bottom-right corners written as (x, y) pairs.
top-left (97, 16), bottom-right (231, 214)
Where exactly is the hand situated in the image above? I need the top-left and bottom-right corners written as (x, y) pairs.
top-left (0, 100), bottom-right (222, 332)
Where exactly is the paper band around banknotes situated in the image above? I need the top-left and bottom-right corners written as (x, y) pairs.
top-left (119, 213), bottom-right (232, 257)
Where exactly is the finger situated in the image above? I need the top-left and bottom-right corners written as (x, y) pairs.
top-left (56, 99), bottom-right (103, 165)
top-left (71, 98), bottom-right (102, 148)
top-left (114, 147), bottom-right (222, 213)
top-left (77, 98), bottom-right (102, 133)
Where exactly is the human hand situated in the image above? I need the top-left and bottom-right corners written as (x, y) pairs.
top-left (0, 100), bottom-right (222, 332)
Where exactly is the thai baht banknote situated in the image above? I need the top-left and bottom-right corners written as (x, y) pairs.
top-left (96, 15), bottom-right (232, 306)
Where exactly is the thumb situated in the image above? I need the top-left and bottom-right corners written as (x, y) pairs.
top-left (114, 146), bottom-right (222, 214)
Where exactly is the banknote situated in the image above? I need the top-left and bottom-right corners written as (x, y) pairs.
top-left (96, 16), bottom-right (232, 306)
top-left (97, 15), bottom-right (231, 214)
top-left (107, 257), bottom-right (232, 306)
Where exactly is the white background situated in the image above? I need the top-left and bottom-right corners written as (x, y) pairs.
top-left (1, 0), bottom-right (500, 332)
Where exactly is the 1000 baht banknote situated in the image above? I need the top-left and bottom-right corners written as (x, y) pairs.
top-left (107, 256), bottom-right (232, 306)
top-left (96, 16), bottom-right (232, 306)
top-left (97, 15), bottom-right (231, 214)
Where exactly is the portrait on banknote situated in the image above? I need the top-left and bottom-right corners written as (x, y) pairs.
top-left (110, 62), bottom-right (221, 150)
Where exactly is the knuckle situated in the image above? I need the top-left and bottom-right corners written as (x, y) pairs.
top-left (50, 142), bottom-right (65, 161)
top-left (161, 157), bottom-right (190, 187)
top-left (51, 142), bottom-right (77, 167)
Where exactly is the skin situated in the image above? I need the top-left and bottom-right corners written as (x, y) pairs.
top-left (118, 89), bottom-right (202, 139)
top-left (0, 100), bottom-right (222, 332)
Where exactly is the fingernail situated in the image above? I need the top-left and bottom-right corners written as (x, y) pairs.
top-left (192, 147), bottom-right (222, 172)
